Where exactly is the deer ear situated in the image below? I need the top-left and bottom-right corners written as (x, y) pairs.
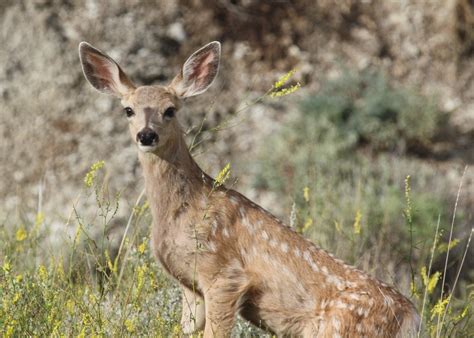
top-left (79, 42), bottom-right (135, 97)
top-left (171, 41), bottom-right (221, 98)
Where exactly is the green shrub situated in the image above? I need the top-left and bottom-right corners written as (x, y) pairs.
top-left (300, 69), bottom-right (443, 153)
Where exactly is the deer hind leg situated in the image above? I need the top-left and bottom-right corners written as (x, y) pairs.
top-left (180, 286), bottom-right (205, 334)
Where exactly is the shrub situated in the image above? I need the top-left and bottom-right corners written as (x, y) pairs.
top-left (300, 69), bottom-right (443, 153)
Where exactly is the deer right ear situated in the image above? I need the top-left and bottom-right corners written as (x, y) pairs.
top-left (79, 42), bottom-right (135, 97)
top-left (170, 41), bottom-right (221, 98)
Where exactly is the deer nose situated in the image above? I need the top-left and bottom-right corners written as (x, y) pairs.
top-left (136, 128), bottom-right (158, 146)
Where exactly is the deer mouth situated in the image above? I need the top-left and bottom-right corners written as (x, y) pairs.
top-left (137, 143), bottom-right (159, 153)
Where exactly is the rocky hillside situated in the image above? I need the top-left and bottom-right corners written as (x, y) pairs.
top-left (1, 0), bottom-right (472, 222)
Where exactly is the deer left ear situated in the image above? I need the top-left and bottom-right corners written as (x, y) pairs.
top-left (171, 41), bottom-right (221, 98)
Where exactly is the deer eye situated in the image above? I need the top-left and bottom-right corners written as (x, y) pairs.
top-left (163, 107), bottom-right (176, 120)
top-left (124, 107), bottom-right (134, 118)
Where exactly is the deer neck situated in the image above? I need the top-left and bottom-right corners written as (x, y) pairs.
top-left (138, 134), bottom-right (205, 222)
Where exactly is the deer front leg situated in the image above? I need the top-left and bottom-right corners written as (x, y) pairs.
top-left (203, 289), bottom-right (237, 337)
top-left (202, 274), bottom-right (249, 338)
top-left (181, 286), bottom-right (205, 334)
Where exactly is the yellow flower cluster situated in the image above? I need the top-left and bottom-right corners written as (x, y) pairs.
top-left (353, 210), bottom-right (362, 235)
top-left (84, 160), bottom-right (105, 188)
top-left (270, 69), bottom-right (301, 98)
top-left (214, 163), bottom-right (231, 187)
top-left (420, 266), bottom-right (440, 295)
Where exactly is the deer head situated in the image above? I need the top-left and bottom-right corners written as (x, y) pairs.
top-left (79, 41), bottom-right (221, 157)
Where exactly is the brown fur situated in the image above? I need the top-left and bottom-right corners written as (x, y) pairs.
top-left (79, 41), bottom-right (420, 337)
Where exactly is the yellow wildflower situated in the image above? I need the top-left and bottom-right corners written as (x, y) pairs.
top-left (12, 293), bottom-right (20, 304)
top-left (125, 318), bottom-right (136, 333)
top-left (421, 266), bottom-right (440, 295)
top-left (270, 83), bottom-right (301, 98)
top-left (452, 303), bottom-right (469, 323)
top-left (437, 239), bottom-right (460, 254)
top-left (84, 160), bottom-right (105, 188)
top-left (353, 210), bottom-right (362, 235)
top-left (410, 280), bottom-right (419, 298)
top-left (77, 326), bottom-right (86, 338)
top-left (215, 163), bottom-right (231, 187)
top-left (136, 264), bottom-right (148, 292)
top-left (66, 299), bottom-right (75, 313)
top-left (15, 274), bottom-right (23, 283)
top-left (5, 323), bottom-right (15, 338)
top-left (35, 212), bottom-right (44, 226)
top-left (273, 69), bottom-right (296, 89)
top-left (303, 217), bottom-right (313, 232)
top-left (431, 295), bottom-right (451, 320)
top-left (38, 265), bottom-right (48, 282)
top-left (105, 250), bottom-right (117, 274)
top-left (303, 187), bottom-right (310, 202)
top-left (172, 324), bottom-right (181, 336)
top-left (138, 241), bottom-right (147, 255)
top-left (334, 221), bottom-right (342, 234)
top-left (2, 260), bottom-right (11, 273)
top-left (15, 227), bottom-right (27, 241)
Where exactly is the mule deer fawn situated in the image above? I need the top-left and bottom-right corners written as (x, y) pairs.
top-left (79, 41), bottom-right (420, 337)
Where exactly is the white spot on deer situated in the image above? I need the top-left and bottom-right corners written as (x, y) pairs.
top-left (326, 274), bottom-right (338, 285)
top-left (303, 250), bottom-right (311, 262)
top-left (293, 247), bottom-right (301, 258)
top-left (321, 266), bottom-right (329, 275)
top-left (208, 241), bottom-right (216, 253)
top-left (269, 239), bottom-right (278, 248)
top-left (348, 293), bottom-right (361, 301)
top-left (368, 298), bottom-right (375, 307)
top-left (280, 242), bottom-right (289, 253)
top-left (335, 300), bottom-right (348, 309)
top-left (348, 304), bottom-right (355, 311)
top-left (222, 227), bottom-right (230, 238)
top-left (241, 216), bottom-right (255, 233)
top-left (346, 281), bottom-right (358, 288)
top-left (331, 317), bottom-right (341, 331)
top-left (261, 230), bottom-right (269, 241)
top-left (384, 296), bottom-right (394, 306)
top-left (239, 206), bottom-right (246, 217)
top-left (320, 299), bottom-right (329, 310)
top-left (309, 261), bottom-right (320, 272)
top-left (356, 307), bottom-right (369, 318)
top-left (230, 196), bottom-right (239, 205)
top-left (211, 220), bottom-right (218, 236)
top-left (336, 281), bottom-right (346, 291)
top-left (356, 323), bottom-right (363, 333)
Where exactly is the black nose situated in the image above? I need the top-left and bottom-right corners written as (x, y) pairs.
top-left (136, 128), bottom-right (158, 146)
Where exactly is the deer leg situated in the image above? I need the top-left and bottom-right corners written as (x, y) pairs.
top-left (180, 286), bottom-right (205, 334)
top-left (202, 287), bottom-right (238, 337)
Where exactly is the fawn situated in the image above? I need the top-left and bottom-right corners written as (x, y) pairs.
top-left (79, 41), bottom-right (420, 337)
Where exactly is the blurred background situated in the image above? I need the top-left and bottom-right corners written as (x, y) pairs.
top-left (0, 0), bottom-right (473, 335)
